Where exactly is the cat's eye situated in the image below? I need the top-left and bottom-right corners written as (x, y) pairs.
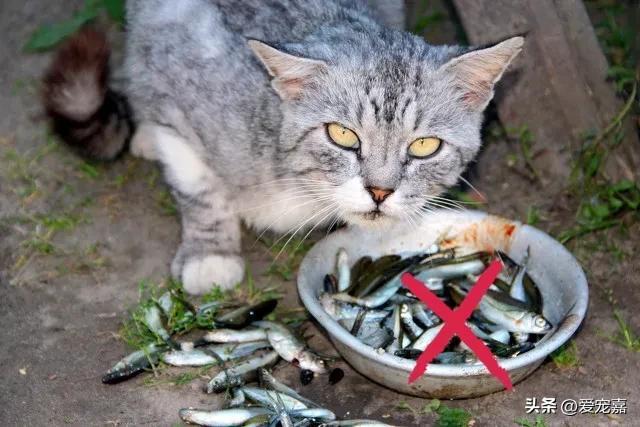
top-left (327, 123), bottom-right (360, 149)
top-left (408, 137), bottom-right (442, 158)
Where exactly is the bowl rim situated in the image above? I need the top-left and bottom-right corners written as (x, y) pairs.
top-left (297, 214), bottom-right (589, 378)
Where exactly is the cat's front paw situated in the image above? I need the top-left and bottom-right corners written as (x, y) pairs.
top-left (178, 254), bottom-right (245, 295)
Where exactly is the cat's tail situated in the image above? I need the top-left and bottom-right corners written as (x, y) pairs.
top-left (42, 27), bottom-right (133, 160)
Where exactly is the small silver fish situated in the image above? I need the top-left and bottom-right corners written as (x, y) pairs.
top-left (227, 388), bottom-right (245, 407)
top-left (509, 249), bottom-right (530, 304)
top-left (323, 420), bottom-right (398, 426)
top-left (241, 386), bottom-right (308, 411)
top-left (415, 259), bottom-right (486, 280)
top-left (512, 331), bottom-right (530, 344)
top-left (331, 275), bottom-right (403, 308)
top-left (157, 291), bottom-right (174, 316)
top-left (488, 329), bottom-right (510, 344)
top-left (399, 304), bottom-right (424, 340)
top-left (451, 284), bottom-right (551, 334)
top-left (384, 305), bottom-right (404, 353)
top-left (410, 303), bottom-right (441, 329)
top-left (102, 343), bottom-right (164, 384)
top-left (320, 294), bottom-right (390, 326)
top-left (178, 407), bottom-right (271, 427)
top-left (336, 248), bottom-right (351, 292)
top-left (206, 350), bottom-right (279, 393)
top-left (162, 341), bottom-right (270, 367)
top-left (253, 321), bottom-right (327, 373)
top-left (290, 408), bottom-right (337, 421)
top-left (142, 304), bottom-right (172, 343)
top-left (258, 369), bottom-right (321, 409)
top-left (411, 324), bottom-right (444, 351)
top-left (198, 328), bottom-right (268, 344)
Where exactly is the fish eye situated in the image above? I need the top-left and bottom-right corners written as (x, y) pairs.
top-left (326, 123), bottom-right (360, 149)
top-left (535, 316), bottom-right (548, 327)
top-left (408, 137), bottom-right (442, 158)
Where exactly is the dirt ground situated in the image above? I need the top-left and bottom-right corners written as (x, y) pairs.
top-left (1, 2), bottom-right (639, 427)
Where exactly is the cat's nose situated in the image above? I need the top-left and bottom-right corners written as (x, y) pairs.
top-left (366, 186), bottom-right (394, 204)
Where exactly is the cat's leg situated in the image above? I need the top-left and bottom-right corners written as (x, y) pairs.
top-left (153, 125), bottom-right (244, 294)
top-left (130, 122), bottom-right (160, 160)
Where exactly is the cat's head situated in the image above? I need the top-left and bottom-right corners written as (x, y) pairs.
top-left (249, 31), bottom-right (523, 228)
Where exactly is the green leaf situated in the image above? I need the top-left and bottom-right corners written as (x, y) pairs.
top-left (590, 203), bottom-right (610, 219)
top-left (435, 406), bottom-right (472, 427)
top-left (585, 154), bottom-right (601, 177)
top-left (103, 0), bottom-right (126, 24)
top-left (611, 179), bottom-right (636, 192)
top-left (412, 11), bottom-right (445, 34)
top-left (608, 196), bottom-right (623, 210)
top-left (24, 7), bottom-right (99, 52)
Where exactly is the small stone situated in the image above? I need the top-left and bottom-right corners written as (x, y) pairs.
top-left (19, 368), bottom-right (26, 375)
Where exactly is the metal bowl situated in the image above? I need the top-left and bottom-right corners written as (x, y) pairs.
top-left (297, 211), bottom-right (588, 398)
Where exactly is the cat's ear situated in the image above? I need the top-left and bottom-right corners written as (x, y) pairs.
top-left (248, 40), bottom-right (327, 100)
top-left (441, 36), bottom-right (524, 110)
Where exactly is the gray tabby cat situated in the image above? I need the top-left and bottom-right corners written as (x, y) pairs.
top-left (43, 0), bottom-right (523, 294)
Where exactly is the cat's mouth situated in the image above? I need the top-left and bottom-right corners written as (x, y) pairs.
top-left (361, 210), bottom-right (384, 221)
top-left (346, 209), bottom-right (401, 229)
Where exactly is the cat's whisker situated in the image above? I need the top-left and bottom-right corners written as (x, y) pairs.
top-left (325, 209), bottom-right (344, 236)
top-left (272, 203), bottom-right (338, 261)
top-left (423, 198), bottom-right (464, 212)
top-left (249, 196), bottom-right (335, 246)
top-left (265, 202), bottom-right (336, 252)
top-left (428, 194), bottom-right (475, 208)
top-left (291, 205), bottom-right (340, 255)
top-left (457, 176), bottom-right (487, 203)
top-left (424, 201), bottom-right (463, 212)
top-left (244, 177), bottom-right (337, 189)
top-left (421, 203), bottom-right (458, 213)
top-left (400, 208), bottom-right (418, 231)
top-left (426, 193), bottom-right (466, 206)
top-left (233, 191), bottom-right (335, 215)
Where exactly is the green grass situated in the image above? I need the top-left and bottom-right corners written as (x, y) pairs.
top-left (3, 138), bottom-right (58, 200)
top-left (609, 310), bottom-right (640, 352)
top-left (505, 125), bottom-right (541, 183)
top-left (395, 399), bottom-right (474, 427)
top-left (558, 0), bottom-right (639, 244)
top-left (589, 0), bottom-right (637, 95)
top-left (394, 400), bottom-right (419, 417)
top-left (550, 341), bottom-right (581, 368)
top-left (0, 134), bottom-right (114, 284)
top-left (24, 0), bottom-right (125, 52)
top-left (115, 271), bottom-right (290, 387)
top-left (2, 210), bottom-right (87, 283)
top-left (260, 234), bottom-right (316, 281)
top-left (423, 400), bottom-right (473, 427)
top-left (155, 189), bottom-right (178, 216)
top-left (525, 206), bottom-right (541, 226)
top-left (119, 279), bottom-right (195, 349)
top-left (77, 161), bottom-right (101, 179)
top-left (119, 270), bottom-right (283, 351)
top-left (515, 415), bottom-right (547, 427)
top-left (411, 2), bottom-right (446, 35)
top-left (143, 365), bottom-right (214, 387)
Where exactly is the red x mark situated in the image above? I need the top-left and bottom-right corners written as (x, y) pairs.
top-left (401, 259), bottom-right (513, 390)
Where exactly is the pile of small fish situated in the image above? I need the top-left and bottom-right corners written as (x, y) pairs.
top-left (180, 368), bottom-right (396, 426)
top-left (102, 296), bottom-right (337, 387)
top-left (103, 292), bottom-right (396, 426)
top-left (320, 246), bottom-right (552, 363)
